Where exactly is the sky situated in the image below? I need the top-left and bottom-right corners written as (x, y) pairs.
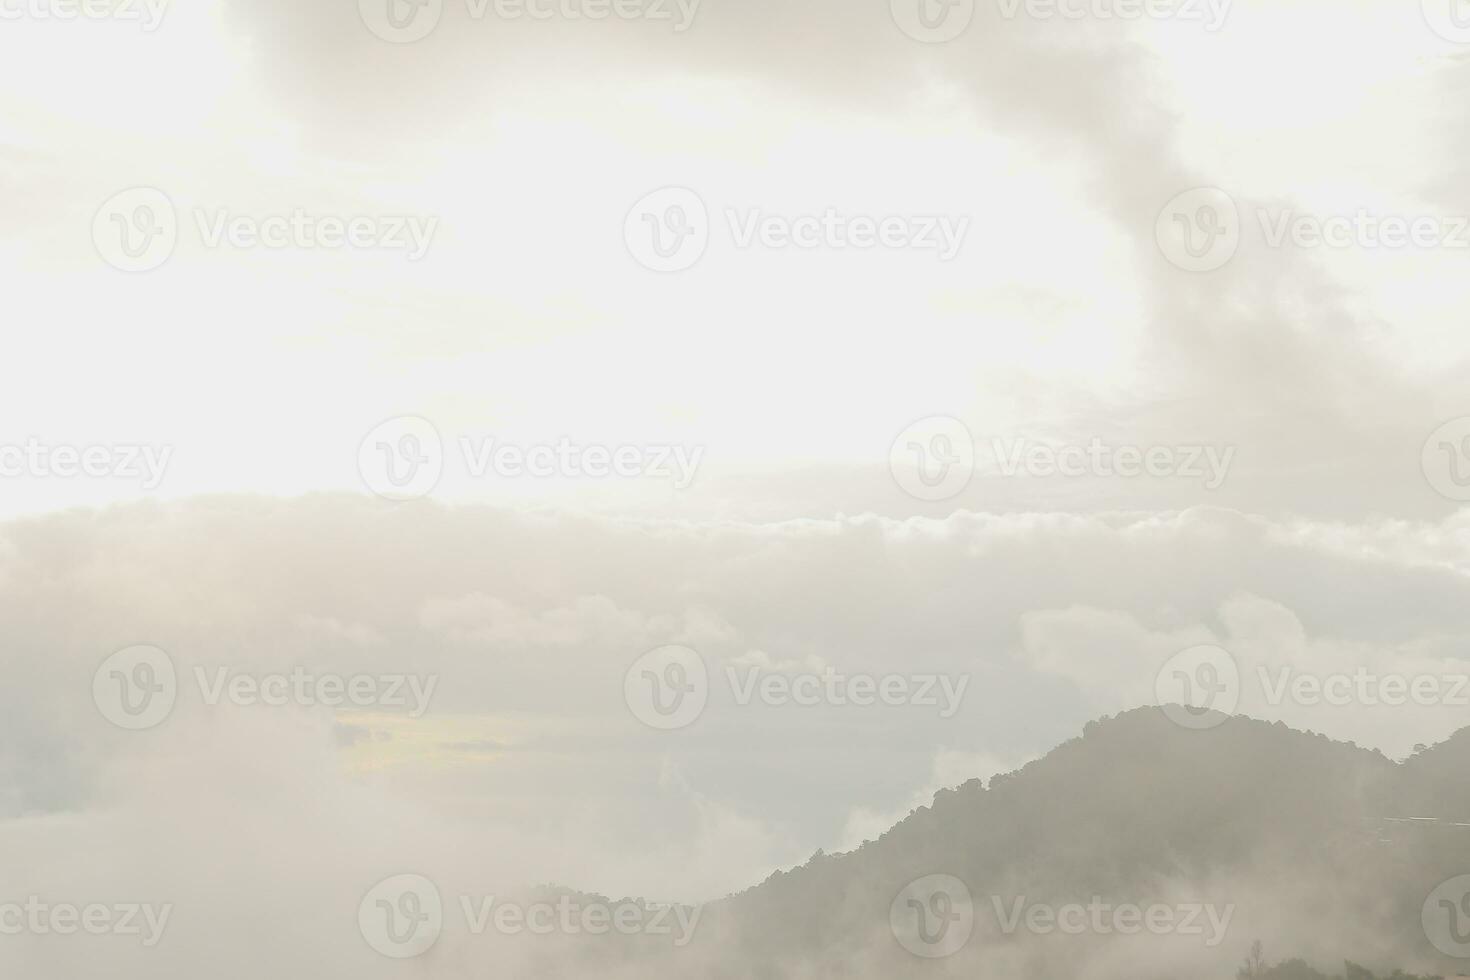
top-left (3, 0), bottom-right (1470, 974)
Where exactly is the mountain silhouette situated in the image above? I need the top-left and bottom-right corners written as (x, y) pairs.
top-left (474, 710), bottom-right (1470, 978)
top-left (587, 709), bottom-right (1470, 979)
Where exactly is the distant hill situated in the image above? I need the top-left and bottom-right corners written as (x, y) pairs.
top-left (496, 709), bottom-right (1470, 979)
